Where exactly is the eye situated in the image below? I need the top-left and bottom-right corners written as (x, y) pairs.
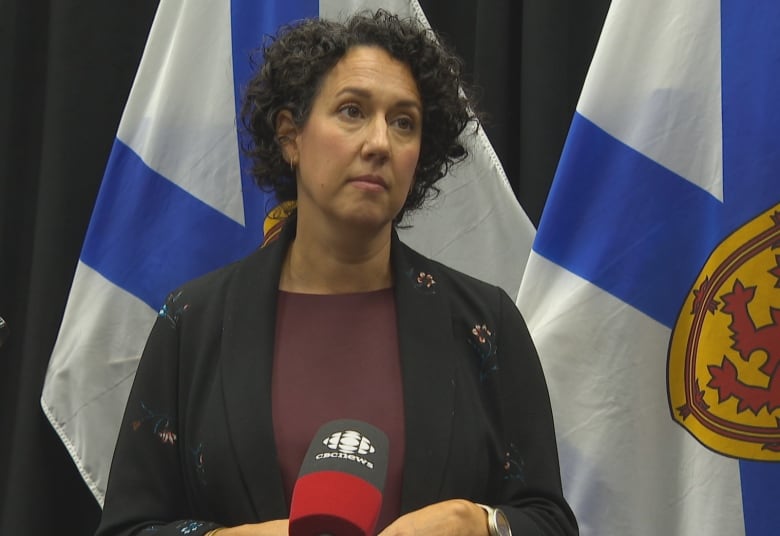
top-left (339, 104), bottom-right (363, 119)
top-left (394, 116), bottom-right (415, 131)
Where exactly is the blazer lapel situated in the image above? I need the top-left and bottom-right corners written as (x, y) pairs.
top-left (219, 225), bottom-right (292, 520)
top-left (392, 236), bottom-right (457, 512)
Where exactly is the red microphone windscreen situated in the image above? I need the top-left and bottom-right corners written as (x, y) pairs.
top-left (288, 420), bottom-right (389, 536)
top-left (289, 471), bottom-right (383, 536)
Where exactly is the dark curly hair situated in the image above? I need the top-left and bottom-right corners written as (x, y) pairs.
top-left (240, 9), bottom-right (476, 224)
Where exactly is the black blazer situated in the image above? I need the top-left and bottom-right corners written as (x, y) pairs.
top-left (96, 221), bottom-right (578, 536)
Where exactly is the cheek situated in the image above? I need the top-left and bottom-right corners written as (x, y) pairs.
top-left (298, 128), bottom-right (345, 183)
top-left (397, 144), bottom-right (421, 177)
top-left (394, 146), bottom-right (420, 202)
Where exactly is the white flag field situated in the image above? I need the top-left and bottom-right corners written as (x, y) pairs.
top-left (517, 0), bottom-right (780, 535)
top-left (41, 0), bottom-right (535, 504)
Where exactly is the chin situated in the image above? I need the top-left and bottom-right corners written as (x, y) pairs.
top-left (340, 211), bottom-right (395, 233)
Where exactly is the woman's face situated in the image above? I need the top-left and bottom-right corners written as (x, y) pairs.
top-left (286, 45), bottom-right (422, 235)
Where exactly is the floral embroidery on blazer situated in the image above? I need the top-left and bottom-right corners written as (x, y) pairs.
top-left (132, 402), bottom-right (177, 446)
top-left (468, 322), bottom-right (498, 380)
top-left (407, 268), bottom-right (437, 294)
top-left (158, 291), bottom-right (190, 328)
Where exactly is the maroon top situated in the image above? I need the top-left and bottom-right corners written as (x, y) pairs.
top-left (271, 288), bottom-right (405, 532)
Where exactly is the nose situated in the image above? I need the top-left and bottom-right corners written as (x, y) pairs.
top-left (361, 115), bottom-right (390, 164)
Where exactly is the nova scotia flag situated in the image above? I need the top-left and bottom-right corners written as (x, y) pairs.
top-left (517, 0), bottom-right (780, 535)
top-left (41, 0), bottom-right (534, 505)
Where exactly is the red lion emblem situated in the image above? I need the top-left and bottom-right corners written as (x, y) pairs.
top-left (708, 278), bottom-right (780, 418)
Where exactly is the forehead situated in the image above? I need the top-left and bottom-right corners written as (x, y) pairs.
top-left (318, 45), bottom-right (421, 103)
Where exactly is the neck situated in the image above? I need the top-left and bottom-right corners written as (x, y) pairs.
top-left (279, 218), bottom-right (394, 294)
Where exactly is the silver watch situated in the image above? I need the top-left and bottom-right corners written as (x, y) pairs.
top-left (476, 503), bottom-right (512, 536)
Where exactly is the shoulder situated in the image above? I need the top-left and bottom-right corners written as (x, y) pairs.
top-left (396, 239), bottom-right (513, 314)
top-left (157, 241), bottom-right (281, 328)
top-left (394, 241), bottom-right (531, 367)
top-left (395, 239), bottom-right (533, 352)
top-left (160, 257), bottom-right (240, 318)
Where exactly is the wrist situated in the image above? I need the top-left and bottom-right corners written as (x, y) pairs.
top-left (475, 503), bottom-right (512, 536)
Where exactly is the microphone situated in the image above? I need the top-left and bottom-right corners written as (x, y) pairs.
top-left (289, 419), bottom-right (389, 536)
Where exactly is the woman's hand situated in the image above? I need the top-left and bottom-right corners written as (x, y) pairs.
top-left (378, 499), bottom-right (489, 536)
top-left (207, 519), bottom-right (288, 536)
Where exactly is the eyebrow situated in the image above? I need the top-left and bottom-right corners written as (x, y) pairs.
top-left (335, 87), bottom-right (422, 113)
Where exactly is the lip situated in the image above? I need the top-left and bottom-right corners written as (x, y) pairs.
top-left (348, 174), bottom-right (388, 191)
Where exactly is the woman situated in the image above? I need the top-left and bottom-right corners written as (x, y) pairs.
top-left (96, 10), bottom-right (578, 536)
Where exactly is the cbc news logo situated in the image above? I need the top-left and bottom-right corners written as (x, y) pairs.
top-left (315, 429), bottom-right (377, 470)
top-left (322, 430), bottom-right (376, 455)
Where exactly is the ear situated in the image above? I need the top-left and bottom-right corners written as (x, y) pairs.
top-left (275, 109), bottom-right (299, 165)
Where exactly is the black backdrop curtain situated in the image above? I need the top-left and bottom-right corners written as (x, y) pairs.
top-left (0, 0), bottom-right (609, 533)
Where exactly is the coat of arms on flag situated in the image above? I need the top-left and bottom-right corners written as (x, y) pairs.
top-left (669, 203), bottom-right (780, 460)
